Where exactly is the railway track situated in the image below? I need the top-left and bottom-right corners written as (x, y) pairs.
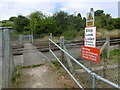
top-left (12, 37), bottom-right (120, 54)
top-left (38, 37), bottom-right (120, 51)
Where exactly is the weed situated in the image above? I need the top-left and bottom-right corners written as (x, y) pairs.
top-left (51, 60), bottom-right (62, 69)
top-left (16, 64), bottom-right (44, 70)
top-left (11, 71), bottom-right (21, 85)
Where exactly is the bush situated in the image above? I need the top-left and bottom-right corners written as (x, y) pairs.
top-left (105, 25), bottom-right (115, 31)
top-left (62, 30), bottom-right (77, 40)
top-left (79, 29), bottom-right (84, 37)
top-left (110, 49), bottom-right (120, 56)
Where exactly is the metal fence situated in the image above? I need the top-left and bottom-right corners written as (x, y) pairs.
top-left (48, 36), bottom-right (120, 89)
top-left (19, 35), bottom-right (33, 44)
top-left (0, 29), bottom-right (15, 88)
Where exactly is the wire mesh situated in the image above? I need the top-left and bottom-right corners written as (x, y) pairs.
top-left (1, 29), bottom-right (15, 88)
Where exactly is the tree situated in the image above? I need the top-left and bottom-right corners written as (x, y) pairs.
top-left (74, 13), bottom-right (84, 31)
top-left (94, 10), bottom-right (115, 30)
top-left (53, 11), bottom-right (69, 35)
top-left (14, 15), bottom-right (30, 32)
top-left (28, 11), bottom-right (45, 36)
top-left (114, 18), bottom-right (120, 29)
top-left (9, 17), bottom-right (17, 22)
top-left (95, 10), bottom-right (104, 16)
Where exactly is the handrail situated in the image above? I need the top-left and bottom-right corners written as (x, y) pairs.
top-left (49, 38), bottom-right (120, 89)
top-left (50, 50), bottom-right (84, 89)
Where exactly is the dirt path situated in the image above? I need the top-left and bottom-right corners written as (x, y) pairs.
top-left (11, 43), bottom-right (78, 88)
top-left (11, 62), bottom-right (78, 88)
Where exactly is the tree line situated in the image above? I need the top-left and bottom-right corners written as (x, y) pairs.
top-left (1, 10), bottom-right (120, 38)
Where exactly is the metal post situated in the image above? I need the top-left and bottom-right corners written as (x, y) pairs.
top-left (60, 36), bottom-right (65, 64)
top-left (92, 73), bottom-right (96, 89)
top-left (32, 34), bottom-right (33, 43)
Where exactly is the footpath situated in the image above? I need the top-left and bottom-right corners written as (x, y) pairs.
top-left (11, 43), bottom-right (78, 88)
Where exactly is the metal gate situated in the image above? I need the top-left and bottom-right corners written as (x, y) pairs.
top-left (19, 35), bottom-right (33, 44)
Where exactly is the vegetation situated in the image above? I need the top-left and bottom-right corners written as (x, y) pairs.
top-left (16, 64), bottom-right (44, 70)
top-left (0, 10), bottom-right (120, 39)
top-left (110, 49), bottom-right (120, 56)
top-left (51, 60), bottom-right (62, 69)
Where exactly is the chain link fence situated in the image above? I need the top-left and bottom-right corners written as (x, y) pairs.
top-left (0, 29), bottom-right (15, 88)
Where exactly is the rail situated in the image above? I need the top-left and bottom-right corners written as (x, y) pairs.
top-left (49, 38), bottom-right (120, 89)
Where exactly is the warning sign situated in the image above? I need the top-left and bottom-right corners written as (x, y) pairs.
top-left (86, 11), bottom-right (94, 26)
top-left (84, 26), bottom-right (96, 47)
top-left (87, 13), bottom-right (93, 20)
top-left (81, 46), bottom-right (100, 63)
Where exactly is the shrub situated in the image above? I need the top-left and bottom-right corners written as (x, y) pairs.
top-left (110, 49), bottom-right (120, 56)
top-left (62, 30), bottom-right (77, 40)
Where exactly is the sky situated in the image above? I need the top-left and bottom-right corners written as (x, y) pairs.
top-left (0, 0), bottom-right (119, 20)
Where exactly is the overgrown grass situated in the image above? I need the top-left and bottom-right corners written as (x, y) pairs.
top-left (110, 49), bottom-right (120, 56)
top-left (51, 60), bottom-right (62, 69)
top-left (11, 70), bottom-right (22, 86)
top-left (97, 29), bottom-right (120, 38)
top-left (16, 64), bottom-right (44, 70)
top-left (101, 48), bottom-right (119, 62)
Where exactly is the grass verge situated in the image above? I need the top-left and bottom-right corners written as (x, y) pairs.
top-left (16, 64), bottom-right (44, 70)
top-left (51, 60), bottom-right (62, 69)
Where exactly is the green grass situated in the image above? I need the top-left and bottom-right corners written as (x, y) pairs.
top-left (51, 60), bottom-right (62, 69)
top-left (110, 49), bottom-right (120, 56)
top-left (11, 70), bottom-right (22, 86)
top-left (16, 64), bottom-right (44, 70)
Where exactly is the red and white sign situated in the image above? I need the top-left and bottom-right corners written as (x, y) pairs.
top-left (81, 46), bottom-right (100, 63)
top-left (84, 26), bottom-right (96, 47)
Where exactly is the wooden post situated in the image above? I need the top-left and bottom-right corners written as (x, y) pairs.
top-left (19, 35), bottom-right (22, 45)
top-left (49, 33), bottom-right (52, 60)
top-left (107, 36), bottom-right (110, 58)
top-left (63, 46), bottom-right (73, 72)
top-left (60, 36), bottom-right (65, 64)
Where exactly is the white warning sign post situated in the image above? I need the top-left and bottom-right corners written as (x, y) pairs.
top-left (84, 26), bottom-right (96, 47)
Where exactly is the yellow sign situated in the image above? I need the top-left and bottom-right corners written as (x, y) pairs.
top-left (87, 21), bottom-right (93, 26)
top-left (86, 12), bottom-right (94, 26)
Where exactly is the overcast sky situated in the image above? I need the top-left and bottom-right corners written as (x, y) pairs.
top-left (0, 0), bottom-right (119, 20)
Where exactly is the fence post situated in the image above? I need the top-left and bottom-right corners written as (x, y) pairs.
top-left (31, 34), bottom-right (33, 43)
top-left (92, 73), bottom-right (96, 89)
top-left (19, 35), bottom-right (22, 45)
top-left (60, 36), bottom-right (65, 64)
top-left (49, 33), bottom-right (52, 60)
top-left (106, 36), bottom-right (110, 58)
top-left (63, 46), bottom-right (73, 72)
top-left (3, 29), bottom-right (10, 87)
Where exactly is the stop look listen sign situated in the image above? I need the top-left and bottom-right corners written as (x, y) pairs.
top-left (84, 26), bottom-right (96, 48)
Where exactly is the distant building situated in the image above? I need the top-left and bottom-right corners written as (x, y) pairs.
top-left (118, 1), bottom-right (120, 18)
